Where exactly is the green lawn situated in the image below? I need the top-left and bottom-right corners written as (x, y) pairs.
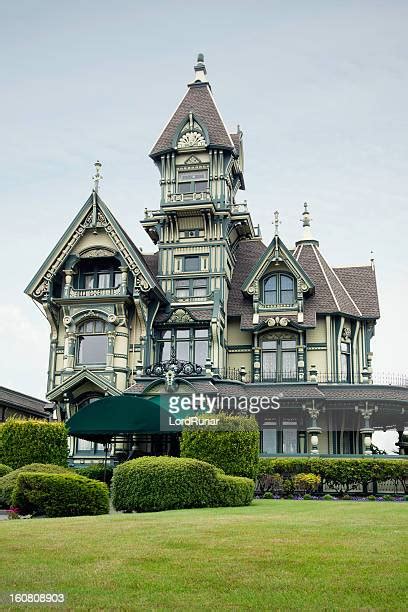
top-left (1, 500), bottom-right (407, 610)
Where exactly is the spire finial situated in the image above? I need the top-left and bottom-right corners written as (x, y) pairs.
top-left (303, 202), bottom-right (310, 226)
top-left (274, 210), bottom-right (280, 237)
top-left (301, 201), bottom-right (313, 240)
top-left (93, 160), bottom-right (103, 193)
top-left (192, 52), bottom-right (208, 84)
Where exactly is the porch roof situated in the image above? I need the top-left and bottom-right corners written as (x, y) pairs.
top-left (66, 395), bottom-right (165, 442)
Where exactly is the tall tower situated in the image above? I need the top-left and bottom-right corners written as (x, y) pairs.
top-left (141, 55), bottom-right (258, 369)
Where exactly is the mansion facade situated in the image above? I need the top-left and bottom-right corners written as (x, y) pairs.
top-left (26, 55), bottom-right (408, 460)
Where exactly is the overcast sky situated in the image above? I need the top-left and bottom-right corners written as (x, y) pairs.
top-left (1, 1), bottom-right (407, 448)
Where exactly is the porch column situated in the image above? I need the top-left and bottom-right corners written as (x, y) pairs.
top-left (356, 403), bottom-right (377, 455)
top-left (306, 403), bottom-right (321, 455)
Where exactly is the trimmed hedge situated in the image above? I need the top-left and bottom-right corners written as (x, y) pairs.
top-left (75, 464), bottom-right (114, 486)
top-left (111, 456), bottom-right (254, 513)
top-left (12, 472), bottom-right (109, 517)
top-left (0, 464), bottom-right (12, 478)
top-left (0, 419), bottom-right (68, 469)
top-left (215, 474), bottom-right (255, 507)
top-left (0, 463), bottom-right (72, 507)
top-left (258, 457), bottom-right (408, 493)
top-left (180, 414), bottom-right (259, 478)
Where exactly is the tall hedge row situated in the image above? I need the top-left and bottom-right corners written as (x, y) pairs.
top-left (0, 419), bottom-right (68, 469)
top-left (180, 414), bottom-right (259, 478)
top-left (258, 457), bottom-right (408, 493)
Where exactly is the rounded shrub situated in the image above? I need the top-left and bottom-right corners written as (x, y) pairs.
top-left (112, 456), bottom-right (253, 513)
top-left (0, 419), bottom-right (68, 469)
top-left (323, 494), bottom-right (334, 501)
top-left (303, 493), bottom-right (313, 500)
top-left (180, 414), bottom-right (259, 478)
top-left (0, 464), bottom-right (12, 478)
top-left (367, 495), bottom-right (376, 501)
top-left (75, 464), bottom-right (114, 486)
top-left (214, 474), bottom-right (254, 507)
top-left (263, 492), bottom-right (274, 499)
top-left (293, 473), bottom-right (321, 493)
top-left (0, 463), bottom-right (72, 508)
top-left (12, 472), bottom-right (109, 517)
top-left (342, 494), bottom-right (352, 501)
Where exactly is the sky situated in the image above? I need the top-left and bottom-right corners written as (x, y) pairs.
top-left (1, 1), bottom-right (407, 449)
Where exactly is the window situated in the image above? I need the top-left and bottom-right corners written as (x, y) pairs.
top-left (263, 274), bottom-right (295, 305)
top-left (282, 429), bottom-right (298, 454)
top-left (156, 328), bottom-right (209, 366)
top-left (178, 169), bottom-right (209, 194)
top-left (261, 333), bottom-right (297, 381)
top-left (340, 341), bottom-right (351, 382)
top-left (183, 256), bottom-right (200, 272)
top-left (76, 257), bottom-right (121, 290)
top-left (175, 278), bottom-right (208, 298)
top-left (262, 429), bottom-right (277, 454)
top-left (75, 397), bottom-right (104, 454)
top-left (77, 319), bottom-right (107, 365)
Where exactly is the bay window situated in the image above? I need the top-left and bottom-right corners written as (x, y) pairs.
top-left (77, 319), bottom-right (107, 365)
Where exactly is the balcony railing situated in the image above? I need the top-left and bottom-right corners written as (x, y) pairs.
top-left (172, 293), bottom-right (214, 304)
top-left (168, 191), bottom-right (211, 203)
top-left (210, 370), bottom-right (408, 387)
top-left (68, 286), bottom-right (124, 298)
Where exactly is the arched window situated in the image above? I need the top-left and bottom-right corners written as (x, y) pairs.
top-left (263, 274), bottom-right (295, 305)
top-left (261, 332), bottom-right (297, 382)
top-left (76, 319), bottom-right (107, 365)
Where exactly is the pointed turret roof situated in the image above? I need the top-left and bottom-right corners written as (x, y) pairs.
top-left (293, 204), bottom-right (379, 319)
top-left (150, 54), bottom-right (235, 157)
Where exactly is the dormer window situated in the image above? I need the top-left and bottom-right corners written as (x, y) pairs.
top-left (178, 170), bottom-right (209, 194)
top-left (263, 274), bottom-right (295, 305)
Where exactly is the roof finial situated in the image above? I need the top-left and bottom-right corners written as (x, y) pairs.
top-left (274, 210), bottom-right (280, 237)
top-left (193, 52), bottom-right (208, 83)
top-left (93, 160), bottom-right (103, 193)
top-left (301, 201), bottom-right (313, 240)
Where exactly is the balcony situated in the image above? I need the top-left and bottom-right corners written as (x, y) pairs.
top-left (167, 191), bottom-right (211, 204)
top-left (67, 286), bottom-right (126, 299)
top-left (172, 293), bottom-right (214, 305)
top-left (212, 369), bottom-right (408, 387)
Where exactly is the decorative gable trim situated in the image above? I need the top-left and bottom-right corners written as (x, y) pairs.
top-left (47, 369), bottom-right (120, 401)
top-left (25, 194), bottom-right (166, 302)
top-left (241, 236), bottom-right (314, 297)
top-left (184, 155), bottom-right (202, 165)
top-left (171, 112), bottom-right (209, 151)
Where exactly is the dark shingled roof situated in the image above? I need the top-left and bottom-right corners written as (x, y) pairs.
top-left (150, 83), bottom-right (234, 156)
top-left (230, 132), bottom-right (241, 154)
top-left (142, 252), bottom-right (159, 278)
top-left (227, 238), bottom-right (379, 329)
top-left (0, 386), bottom-right (49, 418)
top-left (294, 242), bottom-right (379, 319)
top-left (334, 266), bottom-right (380, 319)
top-left (155, 308), bottom-right (213, 323)
top-left (228, 239), bottom-right (267, 326)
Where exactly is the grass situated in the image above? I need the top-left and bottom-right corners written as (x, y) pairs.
top-left (1, 500), bottom-right (407, 610)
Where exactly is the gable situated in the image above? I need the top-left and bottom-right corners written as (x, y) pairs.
top-left (241, 235), bottom-right (314, 297)
top-left (25, 193), bottom-right (166, 302)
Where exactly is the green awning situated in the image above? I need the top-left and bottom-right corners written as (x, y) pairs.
top-left (66, 395), bottom-right (168, 443)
